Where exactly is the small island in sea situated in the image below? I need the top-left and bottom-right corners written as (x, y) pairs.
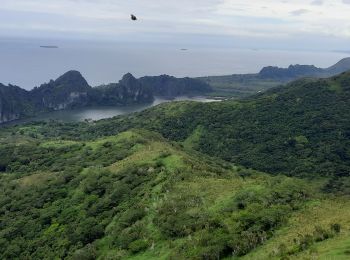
top-left (40, 45), bottom-right (59, 48)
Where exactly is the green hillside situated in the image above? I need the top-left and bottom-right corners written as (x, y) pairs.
top-left (1, 71), bottom-right (350, 259)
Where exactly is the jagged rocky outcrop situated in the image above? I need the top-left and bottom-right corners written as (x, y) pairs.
top-left (92, 73), bottom-right (154, 105)
top-left (31, 71), bottom-right (91, 110)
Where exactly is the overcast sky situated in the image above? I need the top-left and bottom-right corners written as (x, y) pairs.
top-left (1, 0), bottom-right (350, 50)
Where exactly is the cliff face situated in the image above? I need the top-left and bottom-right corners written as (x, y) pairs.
top-left (95, 73), bottom-right (211, 103)
top-left (31, 71), bottom-right (91, 110)
top-left (118, 73), bottom-right (154, 103)
top-left (0, 84), bottom-right (34, 123)
top-left (0, 97), bottom-right (20, 123)
top-left (92, 73), bottom-right (154, 105)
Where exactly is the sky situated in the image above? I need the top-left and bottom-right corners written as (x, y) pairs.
top-left (0, 0), bottom-right (350, 50)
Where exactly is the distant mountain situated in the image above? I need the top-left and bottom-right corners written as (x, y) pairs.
top-left (139, 74), bottom-right (212, 98)
top-left (0, 71), bottom-right (211, 124)
top-left (198, 57), bottom-right (350, 98)
top-left (30, 71), bottom-right (91, 110)
top-left (257, 57), bottom-right (350, 80)
top-left (258, 58), bottom-right (350, 79)
top-left (258, 64), bottom-right (323, 79)
top-left (91, 73), bottom-right (154, 106)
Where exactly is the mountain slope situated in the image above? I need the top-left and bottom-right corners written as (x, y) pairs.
top-left (325, 57), bottom-right (350, 75)
top-left (1, 128), bottom-right (347, 259)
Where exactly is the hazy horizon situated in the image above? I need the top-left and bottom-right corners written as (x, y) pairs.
top-left (0, 37), bottom-right (348, 90)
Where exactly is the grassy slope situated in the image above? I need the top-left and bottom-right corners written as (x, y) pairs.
top-left (241, 198), bottom-right (350, 260)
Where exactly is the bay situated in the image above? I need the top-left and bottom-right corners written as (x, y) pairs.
top-left (4, 96), bottom-right (217, 125)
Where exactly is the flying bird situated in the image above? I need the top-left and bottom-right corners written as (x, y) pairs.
top-left (131, 14), bottom-right (137, 21)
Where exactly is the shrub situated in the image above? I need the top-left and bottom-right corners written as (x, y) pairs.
top-left (330, 223), bottom-right (341, 233)
top-left (71, 244), bottom-right (97, 260)
top-left (128, 239), bottom-right (149, 253)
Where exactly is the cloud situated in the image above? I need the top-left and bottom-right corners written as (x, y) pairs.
top-left (0, 0), bottom-right (350, 49)
top-left (343, 0), bottom-right (350, 4)
top-left (311, 0), bottom-right (324, 5)
top-left (290, 9), bottom-right (310, 16)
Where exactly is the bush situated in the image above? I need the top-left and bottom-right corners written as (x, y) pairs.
top-left (286, 224), bottom-right (342, 255)
top-left (71, 244), bottom-right (97, 260)
top-left (330, 223), bottom-right (341, 233)
top-left (118, 207), bottom-right (146, 230)
top-left (313, 226), bottom-right (332, 242)
top-left (155, 194), bottom-right (208, 238)
top-left (128, 239), bottom-right (149, 253)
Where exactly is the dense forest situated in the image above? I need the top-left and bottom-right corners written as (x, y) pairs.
top-left (0, 71), bottom-right (350, 259)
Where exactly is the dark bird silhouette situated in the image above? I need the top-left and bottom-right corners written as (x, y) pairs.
top-left (131, 14), bottom-right (137, 21)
